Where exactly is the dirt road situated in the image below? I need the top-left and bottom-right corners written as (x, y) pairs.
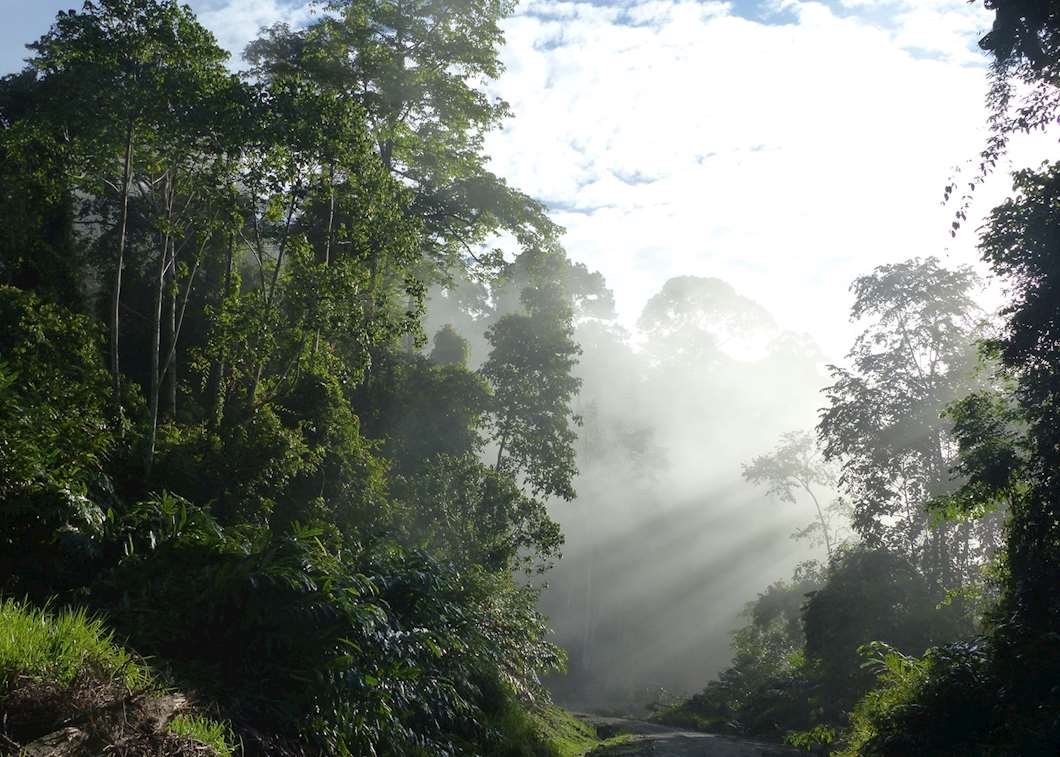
top-left (578, 716), bottom-right (804, 757)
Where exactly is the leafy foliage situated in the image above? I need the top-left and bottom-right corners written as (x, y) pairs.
top-left (830, 30), bottom-right (1060, 753)
top-left (0, 287), bottom-right (116, 597)
top-left (483, 296), bottom-right (582, 501)
top-left (0, 0), bottom-right (586, 752)
top-left (802, 547), bottom-right (967, 722)
top-left (818, 257), bottom-right (992, 589)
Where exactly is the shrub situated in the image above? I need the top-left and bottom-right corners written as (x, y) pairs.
top-left (0, 287), bottom-right (116, 598)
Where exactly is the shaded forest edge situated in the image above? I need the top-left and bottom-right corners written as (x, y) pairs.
top-left (0, 0), bottom-right (589, 753)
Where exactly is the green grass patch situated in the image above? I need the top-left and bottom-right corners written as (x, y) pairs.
top-left (0, 597), bottom-right (151, 691)
top-left (169, 713), bottom-right (239, 757)
top-left (651, 702), bottom-right (721, 732)
top-left (0, 597), bottom-right (237, 756)
top-left (530, 704), bottom-right (600, 757)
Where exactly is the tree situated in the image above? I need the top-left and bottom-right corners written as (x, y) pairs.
top-left (743, 431), bottom-right (839, 560)
top-left (245, 0), bottom-right (557, 283)
top-left (482, 281), bottom-right (582, 501)
top-left (950, 0), bottom-right (1060, 210)
top-left (0, 71), bottom-right (83, 307)
top-left (834, 162), bottom-right (1060, 753)
top-left (429, 323), bottom-right (470, 366)
top-left (802, 547), bottom-right (964, 723)
top-left (393, 454), bottom-right (563, 573)
top-left (817, 257), bottom-right (988, 589)
top-left (26, 0), bottom-right (232, 417)
top-left (351, 350), bottom-right (489, 475)
top-left (638, 276), bottom-right (778, 365)
top-left (0, 1), bottom-right (572, 753)
top-left (211, 74), bottom-right (421, 423)
top-left (974, 162), bottom-right (1060, 746)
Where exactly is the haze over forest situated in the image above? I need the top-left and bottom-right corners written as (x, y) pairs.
top-left (1, 1), bottom-right (1058, 756)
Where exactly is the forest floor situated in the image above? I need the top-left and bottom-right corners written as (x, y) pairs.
top-left (576, 715), bottom-right (803, 757)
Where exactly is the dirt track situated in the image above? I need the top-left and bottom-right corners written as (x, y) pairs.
top-left (578, 716), bottom-right (804, 757)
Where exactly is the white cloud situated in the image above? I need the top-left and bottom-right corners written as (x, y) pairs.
top-left (186, 0), bottom-right (1047, 360)
top-left (485, 0), bottom-right (1043, 360)
top-left (195, 0), bottom-right (316, 62)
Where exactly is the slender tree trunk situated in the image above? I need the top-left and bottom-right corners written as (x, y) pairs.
top-left (494, 428), bottom-right (509, 470)
top-left (582, 542), bottom-right (594, 673)
top-left (802, 481), bottom-right (833, 561)
top-left (166, 225), bottom-right (178, 418)
top-left (323, 164), bottom-right (335, 267)
top-left (145, 216), bottom-right (169, 472)
top-left (265, 191), bottom-right (298, 309)
top-left (110, 125), bottom-right (135, 422)
top-left (251, 190), bottom-right (300, 402)
top-left (146, 171), bottom-right (176, 475)
top-left (313, 163), bottom-right (336, 355)
top-left (208, 231), bottom-right (234, 433)
top-left (403, 292), bottom-right (417, 354)
top-left (927, 430), bottom-right (952, 587)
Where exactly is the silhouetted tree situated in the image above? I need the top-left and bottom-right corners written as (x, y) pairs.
top-left (743, 430), bottom-right (839, 559)
top-left (818, 257), bottom-right (988, 588)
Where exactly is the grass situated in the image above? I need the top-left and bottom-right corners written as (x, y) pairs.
top-left (651, 701), bottom-right (722, 732)
top-left (531, 703), bottom-right (601, 757)
top-left (528, 704), bottom-right (657, 756)
top-left (169, 713), bottom-right (240, 757)
top-left (0, 596), bottom-right (238, 756)
top-left (0, 597), bottom-right (151, 691)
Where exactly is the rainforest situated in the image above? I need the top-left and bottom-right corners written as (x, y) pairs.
top-left (0, 0), bottom-right (1058, 755)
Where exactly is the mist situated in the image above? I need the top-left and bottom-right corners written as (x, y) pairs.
top-left (424, 269), bottom-right (840, 711)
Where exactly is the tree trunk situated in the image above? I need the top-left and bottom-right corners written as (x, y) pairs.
top-left (145, 242), bottom-right (167, 473)
top-left (494, 428), bottom-right (509, 470)
top-left (110, 125), bottom-right (134, 422)
top-left (313, 163), bottom-right (336, 355)
top-left (145, 171), bottom-right (174, 475)
top-left (166, 226), bottom-right (177, 419)
top-left (208, 231), bottom-right (234, 433)
top-left (251, 190), bottom-right (300, 402)
top-left (802, 481), bottom-right (833, 561)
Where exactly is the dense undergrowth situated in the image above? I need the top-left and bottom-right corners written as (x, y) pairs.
top-left (0, 593), bottom-right (608, 756)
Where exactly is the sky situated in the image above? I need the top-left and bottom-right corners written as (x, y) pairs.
top-left (2, 0), bottom-right (1049, 359)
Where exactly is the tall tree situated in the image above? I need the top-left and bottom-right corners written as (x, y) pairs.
top-left (26, 0), bottom-right (232, 418)
top-left (743, 431), bottom-right (839, 560)
top-left (817, 257), bottom-right (989, 588)
top-left (245, 0), bottom-right (557, 285)
top-left (482, 260), bottom-right (582, 501)
top-left (0, 72), bottom-right (82, 306)
top-left (975, 162), bottom-right (1060, 747)
top-left (638, 275), bottom-right (778, 366)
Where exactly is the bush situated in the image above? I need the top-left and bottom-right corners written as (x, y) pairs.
top-left (802, 547), bottom-right (965, 721)
top-left (97, 494), bottom-right (563, 755)
top-left (837, 641), bottom-right (995, 756)
top-left (0, 287), bottom-right (116, 598)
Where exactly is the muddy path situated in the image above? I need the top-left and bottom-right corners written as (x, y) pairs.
top-left (577, 715), bottom-right (804, 757)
